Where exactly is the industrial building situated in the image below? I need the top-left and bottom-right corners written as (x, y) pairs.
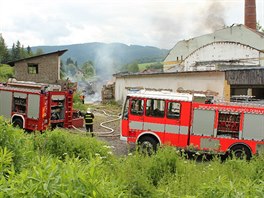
top-left (113, 0), bottom-right (264, 102)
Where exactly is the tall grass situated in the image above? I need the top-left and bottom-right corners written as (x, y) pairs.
top-left (0, 117), bottom-right (264, 197)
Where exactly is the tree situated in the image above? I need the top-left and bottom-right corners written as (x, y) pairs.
top-left (35, 48), bottom-right (44, 56)
top-left (81, 61), bottom-right (95, 78)
top-left (257, 22), bottom-right (264, 32)
top-left (27, 46), bottom-right (33, 57)
top-left (67, 63), bottom-right (77, 76)
top-left (10, 42), bottom-right (20, 60)
top-left (66, 57), bottom-right (74, 65)
top-left (120, 62), bottom-right (139, 73)
top-left (0, 34), bottom-right (9, 63)
top-left (128, 62), bottom-right (139, 73)
top-left (146, 62), bottom-right (163, 71)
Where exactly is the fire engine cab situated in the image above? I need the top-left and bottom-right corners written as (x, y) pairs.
top-left (121, 90), bottom-right (264, 159)
top-left (0, 80), bottom-right (74, 131)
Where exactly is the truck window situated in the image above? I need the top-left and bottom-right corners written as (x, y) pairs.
top-left (130, 99), bottom-right (144, 116)
top-left (122, 97), bottom-right (129, 119)
top-left (146, 99), bottom-right (165, 117)
top-left (167, 102), bottom-right (181, 119)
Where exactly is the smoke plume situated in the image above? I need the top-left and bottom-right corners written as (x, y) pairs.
top-left (203, 1), bottom-right (226, 31)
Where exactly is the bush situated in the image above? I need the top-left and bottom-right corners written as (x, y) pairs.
top-left (0, 64), bottom-right (14, 82)
top-left (33, 129), bottom-right (113, 162)
top-left (0, 117), bottom-right (33, 172)
top-left (4, 155), bottom-right (123, 197)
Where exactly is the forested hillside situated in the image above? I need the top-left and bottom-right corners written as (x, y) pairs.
top-left (32, 43), bottom-right (168, 79)
top-left (32, 42), bottom-right (168, 65)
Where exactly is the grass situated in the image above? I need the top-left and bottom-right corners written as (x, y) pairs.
top-left (0, 116), bottom-right (264, 197)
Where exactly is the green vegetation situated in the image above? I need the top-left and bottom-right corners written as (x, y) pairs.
top-left (0, 34), bottom-right (41, 64)
top-left (257, 22), bottom-right (264, 32)
top-left (0, 116), bottom-right (264, 197)
top-left (138, 62), bottom-right (163, 72)
top-left (0, 64), bottom-right (14, 82)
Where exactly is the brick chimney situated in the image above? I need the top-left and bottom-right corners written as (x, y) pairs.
top-left (245, 0), bottom-right (256, 30)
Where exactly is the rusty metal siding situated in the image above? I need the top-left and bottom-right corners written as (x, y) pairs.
top-left (225, 69), bottom-right (264, 85)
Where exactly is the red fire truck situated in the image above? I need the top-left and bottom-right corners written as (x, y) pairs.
top-left (0, 80), bottom-right (74, 131)
top-left (121, 90), bottom-right (264, 159)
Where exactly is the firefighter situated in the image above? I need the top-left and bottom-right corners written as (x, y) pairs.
top-left (80, 94), bottom-right (85, 104)
top-left (85, 108), bottom-right (94, 136)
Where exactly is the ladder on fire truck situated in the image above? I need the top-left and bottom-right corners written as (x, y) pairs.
top-left (64, 93), bottom-right (73, 128)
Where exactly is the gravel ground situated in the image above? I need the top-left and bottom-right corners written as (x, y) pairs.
top-left (73, 109), bottom-right (134, 156)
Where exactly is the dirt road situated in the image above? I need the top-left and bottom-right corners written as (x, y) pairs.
top-left (73, 109), bottom-right (133, 156)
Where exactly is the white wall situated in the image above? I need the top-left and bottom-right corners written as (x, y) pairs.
top-left (115, 71), bottom-right (226, 102)
top-left (184, 41), bottom-right (262, 71)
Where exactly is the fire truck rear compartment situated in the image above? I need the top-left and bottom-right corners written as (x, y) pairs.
top-left (0, 90), bottom-right (12, 117)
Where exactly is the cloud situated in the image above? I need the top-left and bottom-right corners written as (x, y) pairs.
top-left (0, 0), bottom-right (263, 49)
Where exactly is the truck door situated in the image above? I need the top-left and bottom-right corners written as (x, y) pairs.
top-left (189, 109), bottom-right (217, 150)
top-left (143, 99), bottom-right (166, 138)
top-left (163, 101), bottom-right (181, 146)
top-left (128, 98), bottom-right (144, 132)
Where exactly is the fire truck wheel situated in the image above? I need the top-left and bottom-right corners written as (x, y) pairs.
top-left (12, 118), bottom-right (23, 129)
top-left (138, 136), bottom-right (158, 156)
top-left (230, 145), bottom-right (251, 160)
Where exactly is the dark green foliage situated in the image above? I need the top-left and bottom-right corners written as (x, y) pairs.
top-left (0, 34), bottom-right (43, 64)
top-left (0, 64), bottom-right (14, 82)
top-left (1, 117), bottom-right (264, 197)
top-left (120, 62), bottom-right (140, 73)
top-left (0, 34), bottom-right (9, 64)
top-left (33, 129), bottom-right (112, 161)
top-left (0, 117), bottom-right (33, 172)
top-left (81, 61), bottom-right (95, 78)
top-left (145, 62), bottom-right (163, 71)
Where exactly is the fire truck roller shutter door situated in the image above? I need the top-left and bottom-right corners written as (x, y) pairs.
top-left (243, 113), bottom-right (264, 141)
top-left (0, 91), bottom-right (12, 118)
top-left (192, 109), bottom-right (215, 137)
top-left (28, 94), bottom-right (40, 119)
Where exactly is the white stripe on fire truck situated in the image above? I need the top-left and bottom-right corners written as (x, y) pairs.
top-left (144, 122), bottom-right (164, 132)
top-left (129, 121), bottom-right (189, 134)
top-left (129, 121), bottom-right (143, 130)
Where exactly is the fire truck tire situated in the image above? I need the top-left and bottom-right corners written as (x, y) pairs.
top-left (138, 136), bottom-right (158, 155)
top-left (230, 144), bottom-right (251, 160)
top-left (12, 118), bottom-right (23, 129)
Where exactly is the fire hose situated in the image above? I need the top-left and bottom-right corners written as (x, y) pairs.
top-left (72, 110), bottom-right (121, 137)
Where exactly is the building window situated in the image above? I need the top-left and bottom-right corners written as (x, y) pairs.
top-left (28, 63), bottom-right (38, 74)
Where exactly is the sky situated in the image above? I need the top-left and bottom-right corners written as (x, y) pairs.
top-left (0, 0), bottom-right (263, 49)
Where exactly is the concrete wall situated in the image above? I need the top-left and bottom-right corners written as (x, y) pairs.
top-left (115, 71), bottom-right (226, 102)
top-left (14, 53), bottom-right (60, 84)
